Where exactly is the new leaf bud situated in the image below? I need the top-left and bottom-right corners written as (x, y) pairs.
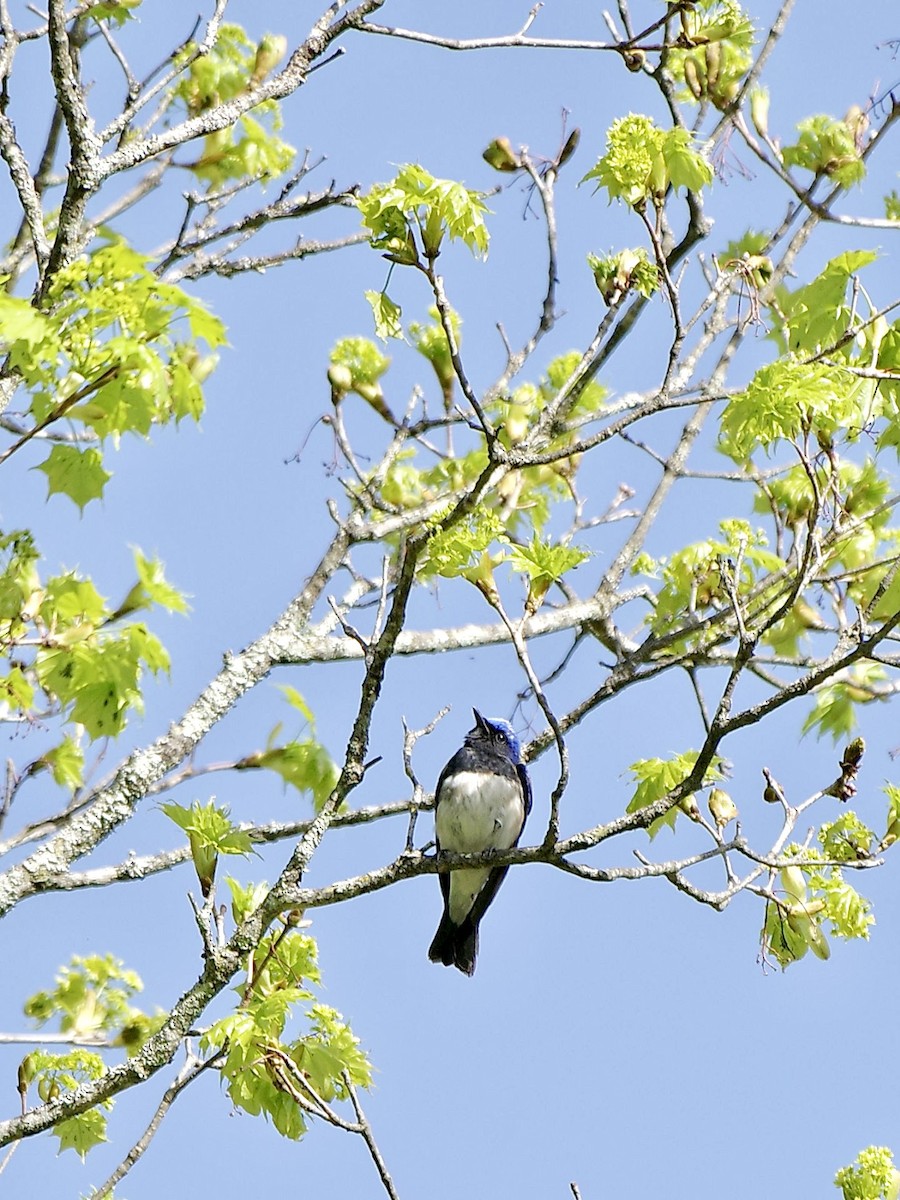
top-left (762, 767), bottom-right (785, 805)
top-left (679, 794), bottom-right (701, 821)
top-left (840, 736), bottom-right (865, 772)
top-left (482, 137), bottom-right (521, 172)
top-left (558, 128), bottom-right (581, 168)
top-left (708, 788), bottom-right (738, 830)
top-left (251, 34), bottom-right (288, 86)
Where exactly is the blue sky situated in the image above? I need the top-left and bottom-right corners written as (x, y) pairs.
top-left (2, 1), bottom-right (899, 1196)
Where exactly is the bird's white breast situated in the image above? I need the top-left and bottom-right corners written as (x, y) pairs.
top-left (436, 771), bottom-right (525, 924)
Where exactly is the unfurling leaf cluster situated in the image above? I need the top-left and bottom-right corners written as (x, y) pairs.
top-left (835, 1146), bottom-right (900, 1200)
top-left (761, 846), bottom-right (873, 969)
top-left (173, 24), bottom-right (294, 187)
top-left (1, 536), bottom-right (184, 742)
top-left (1, 237), bottom-right (225, 508)
top-left (358, 164), bottom-right (489, 265)
top-left (161, 799), bottom-right (254, 895)
top-left (781, 114), bottom-right (866, 189)
top-left (581, 115), bottom-right (713, 207)
top-left (17, 1050), bottom-right (110, 1159)
top-left (20, 956), bottom-right (166, 1157)
top-left (587, 248), bottom-right (660, 304)
top-left (200, 923), bottom-right (371, 1139)
top-left (631, 519), bottom-right (782, 642)
top-left (626, 751), bottom-right (724, 838)
top-left (719, 251), bottom-right (900, 462)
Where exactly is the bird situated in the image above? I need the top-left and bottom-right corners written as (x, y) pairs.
top-left (428, 709), bottom-right (532, 975)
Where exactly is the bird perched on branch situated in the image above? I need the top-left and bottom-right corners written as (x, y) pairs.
top-left (428, 710), bottom-right (532, 976)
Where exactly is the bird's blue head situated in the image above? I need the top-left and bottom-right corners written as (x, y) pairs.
top-left (469, 709), bottom-right (523, 764)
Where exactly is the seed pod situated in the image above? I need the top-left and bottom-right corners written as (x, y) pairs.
top-left (749, 86), bottom-right (771, 140)
top-left (679, 5), bottom-right (698, 44)
top-left (780, 865), bottom-right (806, 903)
top-left (787, 908), bottom-right (831, 960)
top-left (683, 54), bottom-right (704, 99)
top-left (703, 41), bottom-right (722, 90)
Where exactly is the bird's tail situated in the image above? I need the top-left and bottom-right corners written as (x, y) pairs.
top-left (428, 913), bottom-right (478, 976)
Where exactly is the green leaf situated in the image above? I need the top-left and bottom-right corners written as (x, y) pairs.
top-left (719, 358), bottom-right (858, 460)
top-left (41, 735), bottom-right (85, 791)
top-left (88, 0), bottom-right (141, 25)
top-left (55, 1108), bottom-right (108, 1159)
top-left (160, 799), bottom-right (252, 857)
top-left (774, 250), bottom-right (877, 355)
top-left (329, 337), bottom-right (390, 389)
top-left (761, 897), bottom-right (811, 967)
top-left (408, 306), bottom-right (460, 398)
top-left (277, 684), bottom-right (316, 726)
top-left (173, 26), bottom-right (295, 187)
top-left (35, 446), bottom-right (111, 511)
top-left (40, 574), bottom-right (108, 636)
top-left (199, 928), bottom-right (369, 1142)
top-left (161, 799), bottom-right (252, 895)
top-left (244, 741), bottom-right (340, 811)
top-left (364, 290), bottom-right (404, 341)
top-left (661, 126), bottom-right (714, 193)
top-left (802, 665), bottom-right (887, 742)
top-left (22, 1049), bottom-right (113, 1157)
top-left (417, 508), bottom-right (509, 583)
top-left (0, 290), bottom-right (57, 382)
top-left (1, 665), bottom-right (35, 712)
top-left (581, 114), bottom-right (662, 205)
top-left (626, 752), bottom-right (723, 837)
top-left (24, 954), bottom-right (144, 1037)
top-left (809, 867), bottom-right (873, 940)
top-left (113, 549), bottom-right (189, 618)
top-left (226, 876), bottom-right (270, 924)
top-left (36, 624), bottom-right (168, 739)
top-left (818, 811), bottom-right (874, 863)
top-left (637, 519), bottom-right (781, 638)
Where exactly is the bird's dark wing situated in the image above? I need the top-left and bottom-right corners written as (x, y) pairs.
top-left (517, 762), bottom-right (533, 822)
top-left (432, 749), bottom-right (470, 907)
